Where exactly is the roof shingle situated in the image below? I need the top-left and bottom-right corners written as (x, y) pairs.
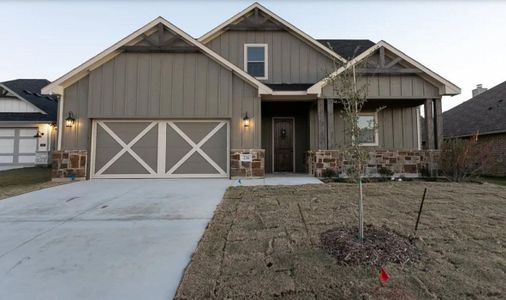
top-left (0, 79), bottom-right (57, 122)
top-left (317, 39), bottom-right (375, 60)
top-left (443, 80), bottom-right (506, 137)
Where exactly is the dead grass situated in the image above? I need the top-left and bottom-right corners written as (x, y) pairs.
top-left (0, 167), bottom-right (65, 200)
top-left (482, 176), bottom-right (506, 186)
top-left (176, 182), bottom-right (506, 299)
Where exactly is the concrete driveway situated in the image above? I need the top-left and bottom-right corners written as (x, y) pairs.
top-left (0, 179), bottom-right (232, 300)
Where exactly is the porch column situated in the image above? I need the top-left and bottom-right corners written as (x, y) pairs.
top-left (433, 98), bottom-right (443, 149)
top-left (317, 98), bottom-right (327, 149)
top-left (326, 99), bottom-right (335, 149)
top-left (424, 99), bottom-right (435, 149)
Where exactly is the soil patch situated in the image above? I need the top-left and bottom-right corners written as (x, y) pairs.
top-left (176, 182), bottom-right (506, 299)
top-left (321, 224), bottom-right (420, 266)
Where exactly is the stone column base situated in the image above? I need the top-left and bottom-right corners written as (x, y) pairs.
top-left (230, 149), bottom-right (265, 178)
top-left (52, 150), bottom-right (87, 181)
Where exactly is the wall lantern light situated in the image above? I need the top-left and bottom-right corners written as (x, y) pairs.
top-left (49, 121), bottom-right (57, 129)
top-left (33, 130), bottom-right (43, 138)
top-left (243, 112), bottom-right (250, 128)
top-left (65, 112), bottom-right (76, 127)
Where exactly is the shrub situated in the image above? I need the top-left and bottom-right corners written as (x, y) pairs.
top-left (419, 166), bottom-right (431, 178)
top-left (322, 168), bottom-right (337, 178)
top-left (378, 166), bottom-right (394, 177)
top-left (439, 134), bottom-right (493, 182)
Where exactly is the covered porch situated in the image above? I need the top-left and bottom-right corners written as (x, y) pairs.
top-left (256, 95), bottom-right (444, 178)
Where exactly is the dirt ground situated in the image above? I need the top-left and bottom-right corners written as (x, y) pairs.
top-left (176, 182), bottom-right (506, 299)
top-left (0, 167), bottom-right (65, 200)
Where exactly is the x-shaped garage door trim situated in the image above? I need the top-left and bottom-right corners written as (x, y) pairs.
top-left (95, 121), bottom-right (157, 176)
top-left (166, 121), bottom-right (226, 175)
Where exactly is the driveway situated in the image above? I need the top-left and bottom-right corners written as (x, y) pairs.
top-left (0, 175), bottom-right (321, 299)
top-left (0, 179), bottom-right (232, 300)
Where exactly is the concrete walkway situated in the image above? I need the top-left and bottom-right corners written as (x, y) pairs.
top-left (233, 173), bottom-right (322, 186)
top-left (0, 175), bottom-right (320, 299)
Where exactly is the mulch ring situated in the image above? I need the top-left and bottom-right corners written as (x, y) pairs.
top-left (320, 224), bottom-right (420, 266)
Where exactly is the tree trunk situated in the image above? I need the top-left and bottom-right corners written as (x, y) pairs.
top-left (358, 177), bottom-right (364, 240)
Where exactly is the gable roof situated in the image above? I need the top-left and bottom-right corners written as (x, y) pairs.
top-left (0, 79), bottom-right (57, 122)
top-left (443, 80), bottom-right (506, 137)
top-left (317, 39), bottom-right (375, 60)
top-left (198, 2), bottom-right (346, 64)
top-left (307, 40), bottom-right (461, 96)
top-left (42, 17), bottom-right (272, 96)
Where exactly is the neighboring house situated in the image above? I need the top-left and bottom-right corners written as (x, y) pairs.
top-left (43, 3), bottom-right (460, 180)
top-left (444, 81), bottom-right (506, 176)
top-left (0, 79), bottom-right (57, 170)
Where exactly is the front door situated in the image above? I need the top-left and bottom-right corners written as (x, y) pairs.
top-left (273, 118), bottom-right (294, 172)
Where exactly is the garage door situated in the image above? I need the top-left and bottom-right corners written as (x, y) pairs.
top-left (0, 128), bottom-right (38, 166)
top-left (91, 120), bottom-right (229, 178)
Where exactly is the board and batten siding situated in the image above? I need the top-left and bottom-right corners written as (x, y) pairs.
top-left (310, 105), bottom-right (420, 150)
top-left (61, 52), bottom-right (261, 150)
top-left (322, 75), bottom-right (440, 99)
top-left (87, 53), bottom-right (233, 118)
top-left (205, 31), bottom-right (335, 84)
top-left (0, 98), bottom-right (42, 113)
top-left (62, 76), bottom-right (90, 150)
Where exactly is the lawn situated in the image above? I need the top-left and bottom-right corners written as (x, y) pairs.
top-left (176, 182), bottom-right (506, 299)
top-left (482, 176), bottom-right (506, 186)
top-left (0, 167), bottom-right (63, 200)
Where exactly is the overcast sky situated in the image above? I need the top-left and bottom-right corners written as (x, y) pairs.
top-left (1, 0), bottom-right (505, 111)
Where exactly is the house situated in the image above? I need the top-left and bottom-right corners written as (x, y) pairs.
top-left (42, 2), bottom-right (460, 180)
top-left (0, 79), bottom-right (57, 170)
top-left (444, 81), bottom-right (506, 176)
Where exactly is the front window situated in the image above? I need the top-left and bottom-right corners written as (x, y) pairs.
top-left (357, 114), bottom-right (378, 145)
top-left (244, 44), bottom-right (267, 79)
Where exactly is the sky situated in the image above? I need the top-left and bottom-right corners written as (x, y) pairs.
top-left (1, 0), bottom-right (506, 112)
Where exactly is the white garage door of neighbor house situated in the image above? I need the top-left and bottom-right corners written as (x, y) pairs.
top-left (91, 120), bottom-right (229, 178)
top-left (0, 128), bottom-right (38, 166)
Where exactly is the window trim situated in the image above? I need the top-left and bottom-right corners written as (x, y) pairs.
top-left (357, 112), bottom-right (379, 146)
top-left (244, 43), bottom-right (268, 80)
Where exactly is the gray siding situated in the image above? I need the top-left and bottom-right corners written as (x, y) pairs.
top-left (310, 105), bottom-right (420, 150)
top-left (206, 31), bottom-right (334, 84)
top-left (322, 75), bottom-right (440, 99)
top-left (62, 76), bottom-right (90, 150)
top-left (62, 53), bottom-right (261, 150)
top-left (231, 75), bottom-right (261, 149)
top-left (88, 53), bottom-right (233, 118)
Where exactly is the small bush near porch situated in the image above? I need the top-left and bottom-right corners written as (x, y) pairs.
top-left (176, 182), bottom-right (506, 299)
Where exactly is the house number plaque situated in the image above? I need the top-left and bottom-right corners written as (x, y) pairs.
top-left (240, 154), bottom-right (252, 162)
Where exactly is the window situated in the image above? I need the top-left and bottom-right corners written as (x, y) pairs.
top-left (244, 44), bottom-right (268, 79)
top-left (357, 113), bottom-right (378, 146)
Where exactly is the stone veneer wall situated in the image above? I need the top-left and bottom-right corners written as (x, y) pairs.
top-left (52, 150), bottom-right (87, 181)
top-left (230, 149), bottom-right (265, 178)
top-left (307, 149), bottom-right (440, 178)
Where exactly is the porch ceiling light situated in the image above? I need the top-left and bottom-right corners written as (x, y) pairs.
top-left (243, 112), bottom-right (250, 128)
top-left (65, 111), bottom-right (76, 127)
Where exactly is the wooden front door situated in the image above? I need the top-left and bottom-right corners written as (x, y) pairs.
top-left (273, 118), bottom-right (294, 172)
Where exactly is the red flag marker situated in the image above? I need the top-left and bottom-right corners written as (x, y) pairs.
top-left (379, 267), bottom-right (390, 283)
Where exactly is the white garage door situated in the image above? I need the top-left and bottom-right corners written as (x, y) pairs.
top-left (91, 120), bottom-right (229, 178)
top-left (0, 128), bottom-right (37, 166)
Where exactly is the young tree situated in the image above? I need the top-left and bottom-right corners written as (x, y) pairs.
top-left (325, 57), bottom-right (380, 240)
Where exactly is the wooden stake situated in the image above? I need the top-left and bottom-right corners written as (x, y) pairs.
top-left (414, 188), bottom-right (428, 234)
